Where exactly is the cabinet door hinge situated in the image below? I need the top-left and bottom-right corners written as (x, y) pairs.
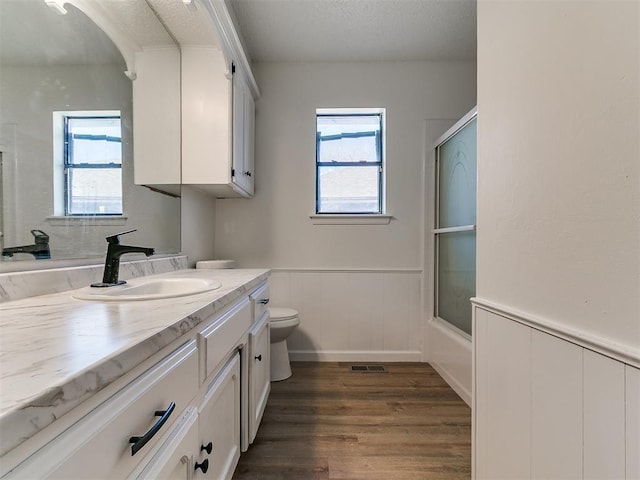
top-left (231, 168), bottom-right (235, 177)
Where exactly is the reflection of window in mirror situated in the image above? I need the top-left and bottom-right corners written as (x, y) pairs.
top-left (52, 111), bottom-right (122, 216)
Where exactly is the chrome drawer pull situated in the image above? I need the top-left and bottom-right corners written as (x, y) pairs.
top-left (258, 298), bottom-right (270, 305)
top-left (129, 401), bottom-right (175, 456)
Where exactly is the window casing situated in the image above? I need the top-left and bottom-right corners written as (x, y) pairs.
top-left (315, 109), bottom-right (385, 214)
top-left (63, 115), bottom-right (123, 216)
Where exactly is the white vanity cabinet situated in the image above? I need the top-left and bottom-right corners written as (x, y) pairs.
top-left (4, 341), bottom-right (199, 480)
top-left (1, 277), bottom-right (271, 480)
top-left (181, 46), bottom-right (255, 198)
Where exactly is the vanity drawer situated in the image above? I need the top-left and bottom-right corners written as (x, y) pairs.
top-left (250, 283), bottom-right (270, 322)
top-left (199, 298), bottom-right (252, 381)
top-left (7, 341), bottom-right (199, 480)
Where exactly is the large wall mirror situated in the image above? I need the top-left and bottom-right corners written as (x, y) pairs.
top-left (0, 0), bottom-right (181, 272)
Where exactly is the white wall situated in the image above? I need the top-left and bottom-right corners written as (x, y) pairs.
top-left (181, 186), bottom-right (217, 268)
top-left (477, 0), bottom-right (640, 355)
top-left (474, 1), bottom-right (639, 478)
top-left (1, 65), bottom-right (180, 258)
top-left (215, 60), bottom-right (476, 360)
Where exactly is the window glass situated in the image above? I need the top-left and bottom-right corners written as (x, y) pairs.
top-left (316, 111), bottom-right (384, 214)
top-left (67, 168), bottom-right (122, 215)
top-left (64, 115), bottom-right (122, 215)
top-left (67, 117), bottom-right (122, 165)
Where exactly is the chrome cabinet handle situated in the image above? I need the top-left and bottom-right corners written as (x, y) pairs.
top-left (129, 402), bottom-right (175, 456)
top-left (258, 298), bottom-right (269, 305)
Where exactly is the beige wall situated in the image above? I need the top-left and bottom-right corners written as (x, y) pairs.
top-left (477, 1), bottom-right (639, 355)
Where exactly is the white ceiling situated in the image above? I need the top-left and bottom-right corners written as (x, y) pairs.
top-left (228, 0), bottom-right (477, 63)
top-left (0, 0), bottom-right (175, 66)
top-left (0, 0), bottom-right (476, 67)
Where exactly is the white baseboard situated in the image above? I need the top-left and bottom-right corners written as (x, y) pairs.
top-left (288, 350), bottom-right (423, 362)
top-left (430, 360), bottom-right (472, 406)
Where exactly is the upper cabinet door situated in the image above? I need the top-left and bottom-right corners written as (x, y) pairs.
top-left (232, 66), bottom-right (254, 195)
top-left (232, 67), bottom-right (255, 197)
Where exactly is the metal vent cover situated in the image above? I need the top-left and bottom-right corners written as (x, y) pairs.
top-left (350, 365), bottom-right (387, 372)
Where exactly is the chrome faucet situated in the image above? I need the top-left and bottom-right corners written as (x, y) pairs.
top-left (1, 230), bottom-right (51, 260)
top-left (91, 229), bottom-right (154, 287)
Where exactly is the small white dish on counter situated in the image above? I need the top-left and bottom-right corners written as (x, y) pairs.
top-left (73, 276), bottom-right (222, 301)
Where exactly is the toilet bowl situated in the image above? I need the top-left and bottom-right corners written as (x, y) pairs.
top-left (268, 307), bottom-right (299, 381)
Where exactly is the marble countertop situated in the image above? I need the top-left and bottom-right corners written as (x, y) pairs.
top-left (0, 268), bottom-right (270, 457)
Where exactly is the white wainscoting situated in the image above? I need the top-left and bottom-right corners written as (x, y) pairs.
top-left (268, 269), bottom-right (422, 362)
top-left (473, 300), bottom-right (640, 480)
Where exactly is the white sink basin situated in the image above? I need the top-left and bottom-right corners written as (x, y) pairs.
top-left (74, 277), bottom-right (222, 301)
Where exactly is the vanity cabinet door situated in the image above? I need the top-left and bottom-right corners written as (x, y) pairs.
top-left (248, 311), bottom-right (270, 443)
top-left (196, 353), bottom-right (241, 480)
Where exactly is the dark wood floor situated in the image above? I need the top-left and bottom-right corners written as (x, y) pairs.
top-left (233, 362), bottom-right (471, 480)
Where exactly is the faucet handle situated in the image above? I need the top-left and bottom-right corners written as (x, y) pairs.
top-left (31, 230), bottom-right (49, 243)
top-left (106, 229), bottom-right (137, 244)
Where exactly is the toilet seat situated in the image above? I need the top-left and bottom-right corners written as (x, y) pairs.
top-left (269, 307), bottom-right (298, 322)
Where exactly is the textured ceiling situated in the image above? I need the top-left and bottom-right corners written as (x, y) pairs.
top-left (228, 0), bottom-right (477, 63)
top-left (1, 0), bottom-right (476, 67)
top-left (0, 0), bottom-right (175, 66)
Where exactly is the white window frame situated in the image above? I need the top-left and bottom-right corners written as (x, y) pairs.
top-left (52, 110), bottom-right (125, 222)
top-left (310, 108), bottom-right (391, 225)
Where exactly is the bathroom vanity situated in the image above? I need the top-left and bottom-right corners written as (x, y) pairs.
top-left (0, 267), bottom-right (270, 479)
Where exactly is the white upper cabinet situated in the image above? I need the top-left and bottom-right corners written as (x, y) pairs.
top-left (132, 47), bottom-right (181, 196)
top-left (132, 0), bottom-right (259, 198)
top-left (181, 48), bottom-right (255, 197)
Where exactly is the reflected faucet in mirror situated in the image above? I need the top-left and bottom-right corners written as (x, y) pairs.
top-left (91, 229), bottom-right (154, 287)
top-left (2, 230), bottom-right (51, 260)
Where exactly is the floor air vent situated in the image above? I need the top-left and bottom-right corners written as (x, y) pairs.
top-left (350, 365), bottom-right (387, 372)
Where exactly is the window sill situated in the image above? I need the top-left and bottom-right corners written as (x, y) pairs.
top-left (309, 214), bottom-right (393, 225)
top-left (46, 216), bottom-right (128, 226)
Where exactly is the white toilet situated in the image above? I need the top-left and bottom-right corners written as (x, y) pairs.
top-left (268, 307), bottom-right (299, 381)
